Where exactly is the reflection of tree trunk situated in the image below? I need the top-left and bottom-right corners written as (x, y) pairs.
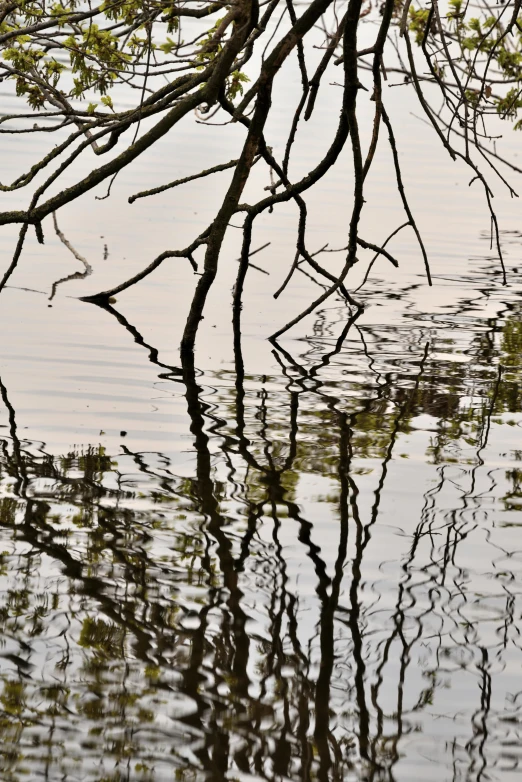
top-left (181, 349), bottom-right (252, 775)
top-left (233, 274), bottom-right (320, 778)
top-left (344, 342), bottom-right (431, 774)
top-left (466, 647), bottom-right (491, 781)
top-left (314, 411), bottom-right (350, 781)
top-left (0, 376), bottom-right (28, 497)
top-left (346, 470), bottom-right (372, 765)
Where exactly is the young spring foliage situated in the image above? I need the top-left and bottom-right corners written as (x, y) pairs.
top-left (0, 0), bottom-right (250, 113)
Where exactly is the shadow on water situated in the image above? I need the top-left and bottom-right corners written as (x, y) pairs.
top-left (0, 274), bottom-right (522, 780)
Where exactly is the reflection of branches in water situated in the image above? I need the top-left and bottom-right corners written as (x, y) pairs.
top-left (1, 290), bottom-right (522, 778)
top-left (209, 295), bottom-right (522, 775)
top-left (89, 298), bottom-right (184, 382)
top-left (49, 212), bottom-right (92, 300)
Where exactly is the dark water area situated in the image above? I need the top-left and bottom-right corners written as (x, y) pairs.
top-left (1, 262), bottom-right (522, 781)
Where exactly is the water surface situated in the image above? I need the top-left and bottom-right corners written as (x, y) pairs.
top-left (1, 44), bottom-right (522, 781)
top-left (0, 259), bottom-right (521, 780)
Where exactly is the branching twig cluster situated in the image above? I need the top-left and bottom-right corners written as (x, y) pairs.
top-left (0, 0), bottom-right (520, 351)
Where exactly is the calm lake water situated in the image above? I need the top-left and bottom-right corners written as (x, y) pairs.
top-left (1, 31), bottom-right (522, 781)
